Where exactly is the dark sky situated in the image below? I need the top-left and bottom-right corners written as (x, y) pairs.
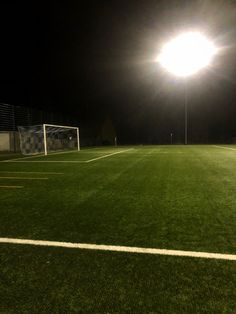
top-left (1, 0), bottom-right (236, 143)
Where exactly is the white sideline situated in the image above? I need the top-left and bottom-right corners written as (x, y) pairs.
top-left (214, 145), bottom-right (236, 151)
top-left (85, 148), bottom-right (134, 163)
top-left (0, 238), bottom-right (235, 261)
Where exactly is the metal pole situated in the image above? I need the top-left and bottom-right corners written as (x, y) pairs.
top-left (184, 81), bottom-right (188, 145)
top-left (43, 124), bottom-right (47, 155)
top-left (76, 127), bottom-right (80, 151)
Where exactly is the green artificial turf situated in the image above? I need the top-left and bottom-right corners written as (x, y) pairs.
top-left (0, 145), bottom-right (236, 312)
top-left (1, 245), bottom-right (235, 313)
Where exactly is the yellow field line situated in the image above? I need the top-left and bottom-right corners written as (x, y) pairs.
top-left (0, 171), bottom-right (63, 175)
top-left (0, 177), bottom-right (48, 180)
top-left (0, 160), bottom-right (86, 163)
top-left (0, 186), bottom-right (24, 189)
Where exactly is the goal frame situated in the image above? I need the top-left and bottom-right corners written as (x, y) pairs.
top-left (43, 124), bottom-right (80, 156)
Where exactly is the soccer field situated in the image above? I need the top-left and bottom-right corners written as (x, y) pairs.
top-left (0, 145), bottom-right (235, 312)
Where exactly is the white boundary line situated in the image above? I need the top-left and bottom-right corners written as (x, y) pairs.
top-left (0, 238), bottom-right (235, 260)
top-left (1, 148), bottom-right (131, 162)
top-left (1, 149), bottom-right (134, 163)
top-left (214, 145), bottom-right (236, 151)
top-left (85, 148), bottom-right (134, 163)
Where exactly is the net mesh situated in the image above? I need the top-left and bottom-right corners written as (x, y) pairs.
top-left (18, 125), bottom-right (79, 155)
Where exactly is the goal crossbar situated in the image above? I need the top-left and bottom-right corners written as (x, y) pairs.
top-left (18, 124), bottom-right (80, 156)
top-left (43, 124), bottom-right (80, 155)
top-left (43, 124), bottom-right (79, 130)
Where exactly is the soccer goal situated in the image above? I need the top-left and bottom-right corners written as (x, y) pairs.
top-left (18, 124), bottom-right (80, 155)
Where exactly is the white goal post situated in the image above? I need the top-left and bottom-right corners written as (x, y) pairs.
top-left (43, 124), bottom-right (80, 155)
top-left (18, 124), bottom-right (80, 155)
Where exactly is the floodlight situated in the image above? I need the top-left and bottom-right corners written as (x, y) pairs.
top-left (158, 32), bottom-right (217, 77)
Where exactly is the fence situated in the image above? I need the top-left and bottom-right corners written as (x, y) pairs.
top-left (0, 103), bottom-right (78, 152)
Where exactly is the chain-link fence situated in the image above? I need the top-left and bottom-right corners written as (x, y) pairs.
top-left (0, 103), bottom-right (78, 131)
top-left (0, 103), bottom-right (79, 152)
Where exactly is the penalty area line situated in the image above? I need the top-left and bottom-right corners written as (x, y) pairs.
top-left (85, 148), bottom-right (134, 163)
top-left (0, 149), bottom-right (134, 163)
top-left (0, 238), bottom-right (235, 261)
top-left (214, 145), bottom-right (236, 151)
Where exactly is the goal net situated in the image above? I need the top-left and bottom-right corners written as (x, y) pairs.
top-left (18, 124), bottom-right (80, 155)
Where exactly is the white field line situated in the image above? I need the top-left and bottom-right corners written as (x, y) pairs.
top-left (0, 186), bottom-right (24, 189)
top-left (85, 148), bottom-right (134, 163)
top-left (214, 145), bottom-right (236, 151)
top-left (2, 154), bottom-right (45, 162)
top-left (40, 150), bottom-right (80, 156)
top-left (0, 171), bottom-right (63, 175)
top-left (0, 177), bottom-right (48, 180)
top-left (0, 238), bottom-right (235, 261)
top-left (1, 149), bottom-right (134, 163)
top-left (1, 150), bottom-right (79, 162)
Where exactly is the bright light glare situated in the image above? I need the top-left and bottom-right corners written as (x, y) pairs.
top-left (158, 32), bottom-right (217, 77)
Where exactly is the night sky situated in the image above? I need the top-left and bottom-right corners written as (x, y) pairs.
top-left (1, 0), bottom-right (236, 144)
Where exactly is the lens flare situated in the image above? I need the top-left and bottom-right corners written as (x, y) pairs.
top-left (158, 32), bottom-right (217, 77)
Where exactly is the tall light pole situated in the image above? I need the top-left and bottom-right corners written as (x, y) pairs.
top-left (157, 31), bottom-right (217, 144)
top-left (184, 81), bottom-right (188, 144)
